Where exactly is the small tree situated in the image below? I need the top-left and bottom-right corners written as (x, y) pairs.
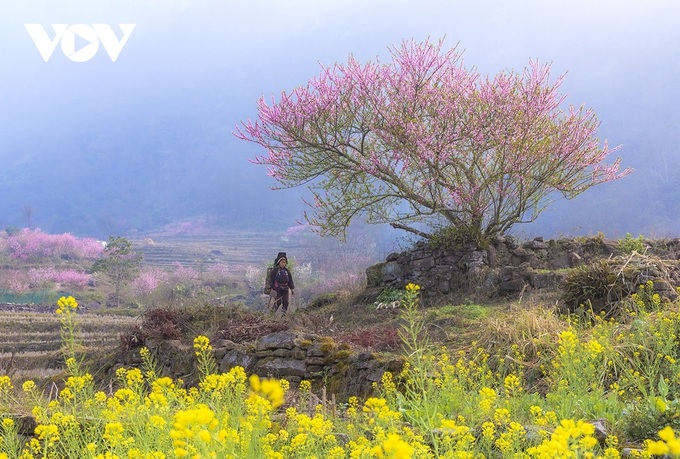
top-left (23, 204), bottom-right (33, 229)
top-left (92, 236), bottom-right (143, 308)
top-left (236, 38), bottom-right (631, 243)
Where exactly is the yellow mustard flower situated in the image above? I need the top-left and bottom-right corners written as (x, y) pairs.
top-left (56, 295), bottom-right (78, 314)
top-left (22, 380), bottom-right (35, 392)
top-left (193, 335), bottom-right (212, 354)
top-left (249, 374), bottom-right (285, 409)
top-left (383, 433), bottom-right (414, 459)
top-left (405, 283), bottom-right (420, 292)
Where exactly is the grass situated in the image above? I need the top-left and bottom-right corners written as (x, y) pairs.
top-left (213, 283), bottom-right (563, 363)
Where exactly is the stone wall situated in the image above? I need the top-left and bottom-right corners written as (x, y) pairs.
top-left (365, 236), bottom-right (680, 300)
top-left (120, 331), bottom-right (403, 398)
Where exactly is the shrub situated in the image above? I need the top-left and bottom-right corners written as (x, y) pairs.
top-left (560, 259), bottom-right (636, 317)
top-left (429, 224), bottom-right (489, 250)
top-left (560, 251), bottom-right (679, 319)
top-left (618, 233), bottom-right (647, 254)
top-left (374, 287), bottom-right (406, 305)
top-left (622, 378), bottom-right (680, 443)
top-left (214, 309), bottom-right (288, 342)
top-left (131, 308), bottom-right (193, 342)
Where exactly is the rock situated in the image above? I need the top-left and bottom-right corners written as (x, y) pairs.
top-left (523, 239), bottom-right (548, 250)
top-left (589, 419), bottom-right (609, 442)
top-left (305, 356), bottom-right (327, 366)
top-left (411, 254), bottom-right (435, 270)
top-left (256, 331), bottom-right (297, 351)
top-left (569, 252), bottom-right (583, 267)
top-left (385, 252), bottom-right (400, 262)
top-left (256, 357), bottom-right (307, 377)
top-left (365, 263), bottom-right (384, 287)
top-left (381, 261), bottom-right (401, 282)
top-left (364, 235), bottom-right (680, 303)
top-left (220, 349), bottom-right (258, 373)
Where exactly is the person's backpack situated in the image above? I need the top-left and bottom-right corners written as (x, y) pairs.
top-left (263, 266), bottom-right (275, 295)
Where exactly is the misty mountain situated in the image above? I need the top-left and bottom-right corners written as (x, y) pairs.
top-left (0, 83), bottom-right (310, 237)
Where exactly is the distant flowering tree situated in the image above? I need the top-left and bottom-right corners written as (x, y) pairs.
top-left (131, 268), bottom-right (167, 296)
top-left (171, 262), bottom-right (199, 283)
top-left (52, 269), bottom-right (91, 288)
top-left (1, 228), bottom-right (103, 261)
top-left (236, 38), bottom-right (631, 243)
top-left (28, 267), bottom-right (57, 288)
top-left (27, 266), bottom-right (90, 288)
top-left (209, 263), bottom-right (231, 278)
top-left (1, 270), bottom-right (29, 295)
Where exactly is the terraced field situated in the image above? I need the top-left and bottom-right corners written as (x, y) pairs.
top-left (0, 309), bottom-right (138, 383)
top-left (131, 231), bottom-right (313, 270)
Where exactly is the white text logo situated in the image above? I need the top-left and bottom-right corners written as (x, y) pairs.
top-left (25, 24), bottom-right (136, 62)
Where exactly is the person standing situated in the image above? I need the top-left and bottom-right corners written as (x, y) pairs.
top-left (270, 252), bottom-right (295, 314)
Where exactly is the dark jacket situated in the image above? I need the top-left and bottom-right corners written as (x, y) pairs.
top-left (269, 267), bottom-right (294, 292)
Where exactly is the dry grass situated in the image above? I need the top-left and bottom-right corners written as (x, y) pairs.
top-left (475, 304), bottom-right (566, 360)
top-left (288, 284), bottom-right (570, 363)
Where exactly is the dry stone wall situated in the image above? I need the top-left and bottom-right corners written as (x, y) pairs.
top-left (366, 236), bottom-right (680, 300)
top-left (122, 331), bottom-right (403, 398)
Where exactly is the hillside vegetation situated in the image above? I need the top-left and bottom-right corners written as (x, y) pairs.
top-left (3, 229), bottom-right (680, 457)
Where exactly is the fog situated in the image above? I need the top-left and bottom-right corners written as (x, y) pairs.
top-left (0, 0), bottom-right (678, 242)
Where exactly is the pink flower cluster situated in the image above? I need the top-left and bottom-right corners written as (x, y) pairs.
top-left (28, 267), bottom-right (57, 287)
top-left (0, 267), bottom-right (91, 292)
top-left (131, 269), bottom-right (168, 296)
top-left (209, 263), bottom-right (230, 277)
top-left (52, 270), bottom-right (91, 288)
top-left (171, 262), bottom-right (199, 282)
top-left (1, 228), bottom-right (103, 261)
top-left (1, 270), bottom-right (30, 294)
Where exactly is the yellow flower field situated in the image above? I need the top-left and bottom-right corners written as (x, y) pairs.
top-left (2, 288), bottom-right (680, 458)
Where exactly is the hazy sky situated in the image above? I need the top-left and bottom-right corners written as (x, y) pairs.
top-left (0, 0), bottom-right (679, 238)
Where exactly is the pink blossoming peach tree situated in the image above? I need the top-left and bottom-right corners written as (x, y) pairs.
top-left (235, 38), bottom-right (631, 243)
